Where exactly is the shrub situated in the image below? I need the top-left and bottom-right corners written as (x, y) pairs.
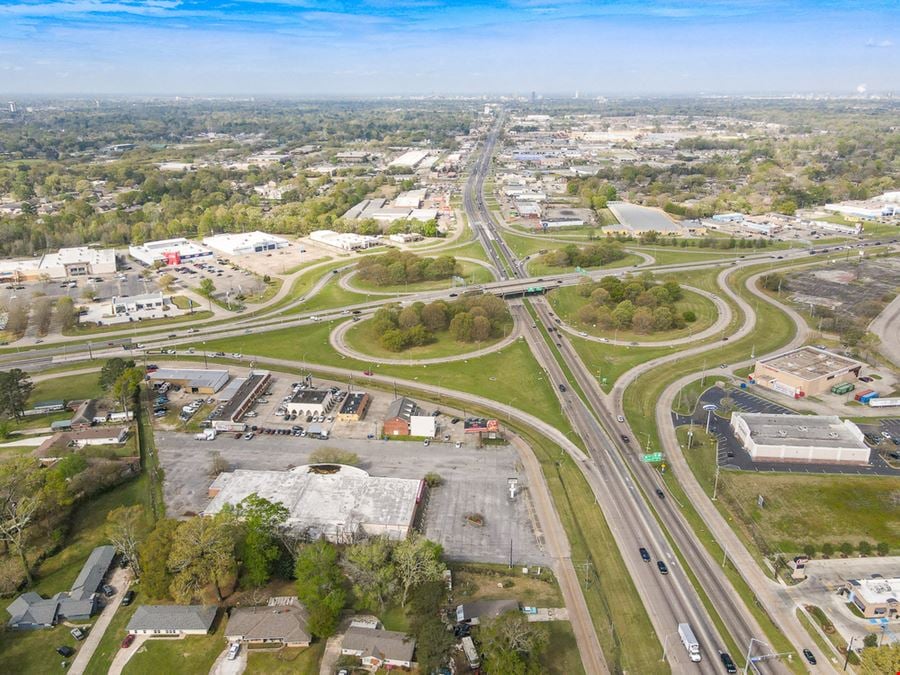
top-left (858, 541), bottom-right (872, 556)
top-left (876, 542), bottom-right (890, 556)
top-left (840, 542), bottom-right (854, 557)
top-left (424, 472), bottom-right (443, 488)
top-left (682, 310), bottom-right (697, 322)
top-left (309, 448), bottom-right (360, 466)
top-left (822, 543), bottom-right (835, 557)
top-left (803, 544), bottom-right (816, 558)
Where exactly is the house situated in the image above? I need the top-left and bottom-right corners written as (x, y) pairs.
top-left (127, 605), bottom-right (217, 635)
top-left (455, 599), bottom-right (520, 624)
top-left (33, 426), bottom-right (130, 460)
top-left (225, 597), bottom-right (311, 647)
top-left (341, 625), bottom-right (416, 671)
top-left (7, 546), bottom-right (115, 629)
top-left (383, 397), bottom-right (420, 436)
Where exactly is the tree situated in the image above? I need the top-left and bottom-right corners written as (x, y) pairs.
top-left (822, 543), bottom-right (835, 557)
top-left (858, 643), bottom-right (900, 674)
top-left (481, 610), bottom-right (548, 675)
top-left (0, 458), bottom-right (46, 585)
top-left (168, 512), bottom-right (238, 602)
top-left (398, 306), bottom-right (421, 330)
top-left (612, 300), bottom-right (635, 328)
top-left (295, 540), bottom-right (346, 637)
top-left (421, 302), bottom-right (448, 332)
top-left (394, 535), bottom-right (445, 606)
top-left (232, 494), bottom-right (289, 587)
top-left (858, 541), bottom-right (872, 556)
top-left (309, 448), bottom-right (360, 465)
top-left (876, 542), bottom-right (889, 556)
top-left (106, 505), bottom-right (146, 579)
top-left (631, 307), bottom-right (654, 333)
top-left (343, 537), bottom-right (397, 612)
top-left (158, 273), bottom-right (175, 293)
top-left (199, 278), bottom-right (216, 297)
top-left (138, 519), bottom-right (180, 600)
top-left (840, 541), bottom-right (854, 557)
top-left (682, 310), bottom-right (697, 323)
top-left (471, 315), bottom-right (492, 342)
top-left (803, 544), bottom-right (816, 558)
top-left (32, 297), bottom-right (54, 337)
top-left (55, 296), bottom-right (77, 332)
top-left (449, 312), bottom-right (474, 342)
top-left (210, 452), bottom-right (229, 476)
top-left (113, 367), bottom-right (144, 412)
top-left (652, 306), bottom-right (673, 331)
top-left (415, 616), bottom-right (455, 673)
top-left (0, 369), bottom-right (34, 420)
top-left (99, 358), bottom-right (134, 392)
top-left (862, 633), bottom-right (878, 649)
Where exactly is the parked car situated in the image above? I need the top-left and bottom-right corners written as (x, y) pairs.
top-left (122, 590), bottom-right (135, 606)
top-left (70, 627), bottom-right (86, 641)
top-left (101, 584), bottom-right (115, 597)
top-left (227, 642), bottom-right (241, 661)
top-left (56, 646), bottom-right (75, 657)
top-left (121, 634), bottom-right (136, 649)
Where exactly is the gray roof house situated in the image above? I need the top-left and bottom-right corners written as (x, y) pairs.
top-left (127, 605), bottom-right (217, 635)
top-left (455, 598), bottom-right (520, 624)
top-left (341, 625), bottom-right (416, 670)
top-left (225, 597), bottom-right (311, 647)
top-left (6, 545), bottom-right (116, 629)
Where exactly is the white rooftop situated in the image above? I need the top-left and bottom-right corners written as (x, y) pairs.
top-left (43, 247), bottom-right (116, 267)
top-left (850, 577), bottom-right (900, 605)
top-left (204, 465), bottom-right (421, 540)
top-left (734, 413), bottom-right (867, 450)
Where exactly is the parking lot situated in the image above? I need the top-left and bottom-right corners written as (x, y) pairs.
top-left (155, 430), bottom-right (549, 565)
top-left (673, 385), bottom-right (900, 476)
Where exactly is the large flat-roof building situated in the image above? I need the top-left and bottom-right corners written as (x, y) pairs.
top-left (128, 238), bottom-right (213, 266)
top-left (110, 292), bottom-right (166, 316)
top-left (208, 370), bottom-right (271, 432)
top-left (205, 465), bottom-right (423, 543)
top-left (286, 389), bottom-right (334, 418)
top-left (731, 413), bottom-right (870, 465)
top-left (605, 202), bottom-right (687, 236)
top-left (752, 346), bottom-right (864, 398)
top-left (147, 368), bottom-right (230, 394)
top-left (0, 246), bottom-right (117, 282)
top-left (845, 578), bottom-right (900, 619)
top-left (202, 231), bottom-right (290, 256)
top-left (308, 230), bottom-right (379, 251)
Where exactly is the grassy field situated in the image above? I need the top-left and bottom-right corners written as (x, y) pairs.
top-left (244, 642), bottom-right (325, 675)
top-left (268, 259), bottom-right (351, 315)
top-left (451, 562), bottom-right (564, 607)
top-left (282, 256), bottom-right (331, 276)
top-left (567, 338), bottom-right (675, 393)
top-left (30, 371), bottom-right (105, 405)
top-left (123, 620), bottom-right (227, 675)
top-left (343, 315), bottom-right (512, 360)
top-left (436, 236), bottom-right (493, 263)
top-left (0, 623), bottom-right (79, 674)
top-left (203, 322), bottom-right (576, 434)
top-left (525, 252), bottom-right (643, 278)
top-left (547, 285), bottom-right (719, 343)
top-left (32, 476), bottom-right (151, 598)
top-left (296, 279), bottom-right (368, 313)
top-left (630, 247), bottom-right (744, 266)
top-left (349, 259), bottom-right (494, 294)
top-left (83, 602), bottom-right (141, 675)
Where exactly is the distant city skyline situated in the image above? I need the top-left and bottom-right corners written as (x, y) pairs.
top-left (0, 0), bottom-right (897, 95)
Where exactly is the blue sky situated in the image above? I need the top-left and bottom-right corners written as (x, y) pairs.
top-left (0, 1), bottom-right (897, 95)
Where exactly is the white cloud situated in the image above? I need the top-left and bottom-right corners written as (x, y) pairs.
top-left (865, 38), bottom-right (893, 48)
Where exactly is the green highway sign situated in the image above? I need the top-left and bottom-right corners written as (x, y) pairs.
top-left (642, 453), bottom-right (664, 463)
top-left (575, 266), bottom-right (589, 275)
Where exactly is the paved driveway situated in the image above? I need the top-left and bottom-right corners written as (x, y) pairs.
top-left (68, 566), bottom-right (132, 675)
top-left (210, 643), bottom-right (247, 675)
top-left (108, 635), bottom-right (150, 675)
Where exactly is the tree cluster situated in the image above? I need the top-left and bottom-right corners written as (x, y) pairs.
top-left (572, 273), bottom-right (691, 333)
top-left (538, 241), bottom-right (626, 269)
top-left (356, 250), bottom-right (459, 287)
top-left (0, 368), bottom-right (34, 420)
top-left (370, 295), bottom-right (509, 351)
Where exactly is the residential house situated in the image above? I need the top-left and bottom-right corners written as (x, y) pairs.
top-left (225, 597), bottom-right (311, 647)
top-left (341, 625), bottom-right (416, 671)
top-left (127, 605), bottom-right (217, 636)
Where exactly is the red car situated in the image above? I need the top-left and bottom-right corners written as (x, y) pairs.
top-left (363, 370), bottom-right (373, 376)
top-left (121, 634), bottom-right (135, 649)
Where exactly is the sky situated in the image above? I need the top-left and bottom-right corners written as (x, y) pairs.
top-left (0, 0), bottom-right (897, 95)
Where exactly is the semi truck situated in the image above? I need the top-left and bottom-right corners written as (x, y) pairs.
top-left (678, 622), bottom-right (701, 663)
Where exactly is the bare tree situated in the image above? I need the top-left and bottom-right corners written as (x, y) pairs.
top-left (33, 298), bottom-right (54, 337)
top-left (0, 459), bottom-right (45, 585)
top-left (106, 505), bottom-right (144, 579)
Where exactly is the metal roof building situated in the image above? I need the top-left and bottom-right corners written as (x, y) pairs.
top-left (148, 368), bottom-right (230, 394)
top-left (731, 413), bottom-right (870, 465)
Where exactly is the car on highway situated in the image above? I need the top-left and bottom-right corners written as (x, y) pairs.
top-left (639, 547), bottom-right (650, 562)
top-left (802, 649), bottom-right (816, 665)
top-left (558, 384), bottom-right (567, 392)
top-left (656, 561), bottom-right (669, 575)
top-left (617, 415), bottom-right (625, 423)
top-left (620, 435), bottom-right (630, 443)
top-left (719, 651), bottom-right (737, 673)
top-left (656, 488), bottom-right (665, 499)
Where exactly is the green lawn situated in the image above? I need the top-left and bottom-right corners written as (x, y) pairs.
top-left (525, 252), bottom-right (643, 278)
top-left (83, 602), bottom-right (140, 675)
top-left (547, 285), bottom-right (719, 343)
top-left (298, 279), bottom-right (368, 313)
top-left (30, 372), bottom-right (105, 406)
top-left (630, 247), bottom-right (744, 266)
top-left (436, 236), bottom-right (493, 263)
top-left (343, 316), bottom-right (512, 360)
top-left (282, 256), bottom-right (331, 275)
top-left (244, 642), bottom-right (325, 675)
top-left (0, 623), bottom-right (78, 674)
top-left (123, 619), bottom-right (227, 675)
top-left (32, 476), bottom-right (151, 598)
top-left (567, 338), bottom-right (675, 393)
top-left (540, 621), bottom-right (587, 675)
top-left (268, 260), bottom-right (351, 315)
top-left (67, 310), bottom-right (214, 336)
top-left (348, 259), bottom-right (494, 294)
top-left (499, 231), bottom-right (590, 258)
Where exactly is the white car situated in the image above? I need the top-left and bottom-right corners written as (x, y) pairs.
top-left (617, 415), bottom-right (625, 423)
top-left (226, 642), bottom-right (241, 661)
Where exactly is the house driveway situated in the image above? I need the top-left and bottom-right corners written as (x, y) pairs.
top-left (68, 566), bottom-right (132, 675)
top-left (319, 632), bottom-right (345, 675)
top-left (210, 643), bottom-right (247, 675)
top-left (108, 635), bottom-right (151, 675)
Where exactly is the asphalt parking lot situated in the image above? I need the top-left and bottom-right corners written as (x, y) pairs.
top-left (672, 385), bottom-right (900, 476)
top-left (155, 431), bottom-right (549, 565)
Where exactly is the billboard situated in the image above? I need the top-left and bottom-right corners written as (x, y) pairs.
top-left (464, 418), bottom-right (500, 434)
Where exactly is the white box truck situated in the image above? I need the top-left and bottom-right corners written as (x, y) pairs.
top-left (678, 622), bottom-right (701, 662)
top-left (194, 428), bottom-right (217, 441)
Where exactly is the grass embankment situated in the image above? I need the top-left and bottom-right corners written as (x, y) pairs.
top-left (65, 309), bottom-right (214, 336)
top-left (123, 620), bottom-right (227, 675)
top-left (282, 256), bottom-right (330, 275)
top-left (297, 280), bottom-right (368, 313)
top-left (268, 260), bottom-right (351, 315)
top-left (525, 252), bottom-right (643, 278)
top-left (244, 642), bottom-right (325, 675)
top-left (343, 316), bottom-right (513, 361)
top-left (548, 285), bottom-right (718, 343)
top-left (348, 259), bottom-right (494, 294)
top-left (628, 247), bottom-right (744, 266)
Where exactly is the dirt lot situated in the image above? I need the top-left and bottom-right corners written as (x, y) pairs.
top-left (787, 257), bottom-right (900, 319)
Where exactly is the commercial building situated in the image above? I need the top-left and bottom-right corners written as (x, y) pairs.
top-left (147, 368), bottom-right (230, 394)
top-left (341, 625), bottom-right (416, 671)
top-left (336, 151), bottom-right (370, 163)
top-left (202, 231), bottom-right (290, 256)
top-left (394, 189), bottom-right (427, 208)
top-left (205, 465), bottom-right (423, 543)
top-left (127, 605), bottom-right (217, 636)
top-left (338, 393), bottom-right (371, 422)
top-left (541, 217), bottom-right (584, 229)
top-left (225, 597), bottom-right (311, 648)
top-left (128, 238), bottom-right (214, 266)
top-left (208, 370), bottom-right (271, 432)
top-left (389, 149), bottom-right (430, 168)
top-left (823, 201), bottom-right (896, 220)
top-left (383, 397), bottom-right (420, 436)
top-left (410, 415), bottom-right (436, 438)
top-left (6, 546), bottom-right (115, 629)
top-left (110, 292), bottom-right (167, 316)
top-left (388, 232), bottom-right (423, 244)
top-left (605, 202), bottom-right (686, 236)
top-left (751, 346), bottom-right (864, 398)
top-left (308, 230), bottom-right (379, 251)
top-left (731, 413), bottom-right (870, 465)
top-left (845, 578), bottom-right (900, 619)
top-left (0, 246), bottom-right (117, 282)
top-left (286, 389), bottom-right (334, 418)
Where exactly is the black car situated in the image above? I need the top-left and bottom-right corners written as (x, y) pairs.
top-left (451, 418), bottom-right (460, 424)
top-left (122, 590), bottom-right (135, 606)
top-left (802, 649), bottom-right (816, 665)
top-left (639, 547), bottom-right (650, 562)
top-left (56, 646), bottom-right (75, 657)
top-left (656, 488), bottom-right (665, 499)
top-left (720, 651), bottom-right (737, 673)
top-left (620, 435), bottom-right (630, 443)
top-left (558, 384), bottom-right (567, 392)
top-left (657, 561), bottom-right (669, 575)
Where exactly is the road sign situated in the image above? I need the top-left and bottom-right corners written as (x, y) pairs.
top-left (575, 266), bottom-right (589, 276)
top-left (702, 404), bottom-right (718, 411)
top-left (642, 452), bottom-right (663, 463)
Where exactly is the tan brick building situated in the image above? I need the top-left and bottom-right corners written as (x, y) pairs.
top-left (751, 346), bottom-right (864, 398)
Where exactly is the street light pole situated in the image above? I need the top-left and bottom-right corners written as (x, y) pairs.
top-left (843, 636), bottom-right (855, 671)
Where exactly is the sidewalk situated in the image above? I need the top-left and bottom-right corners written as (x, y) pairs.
top-left (68, 566), bottom-right (132, 675)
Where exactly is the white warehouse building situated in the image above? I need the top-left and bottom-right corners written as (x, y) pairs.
top-left (731, 413), bottom-right (870, 466)
top-left (202, 231), bottom-right (290, 256)
top-left (129, 238), bottom-right (213, 266)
